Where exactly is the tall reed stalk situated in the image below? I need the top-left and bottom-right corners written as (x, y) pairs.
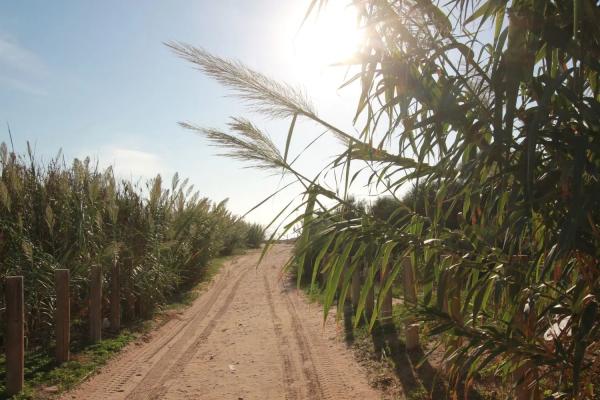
top-left (170, 0), bottom-right (600, 397)
top-left (0, 143), bottom-right (263, 347)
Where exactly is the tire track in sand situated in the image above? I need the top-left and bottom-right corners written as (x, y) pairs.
top-left (127, 261), bottom-right (252, 399)
top-left (280, 279), bottom-right (356, 400)
top-left (262, 274), bottom-right (300, 400)
top-left (71, 263), bottom-right (237, 400)
top-left (62, 246), bottom-right (381, 400)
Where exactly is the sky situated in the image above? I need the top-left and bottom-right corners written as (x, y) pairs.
top-left (0, 1), bottom-right (366, 228)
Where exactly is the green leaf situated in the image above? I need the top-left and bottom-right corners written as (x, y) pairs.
top-left (283, 113), bottom-right (297, 164)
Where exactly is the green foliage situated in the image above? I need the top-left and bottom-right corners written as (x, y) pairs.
top-left (0, 331), bottom-right (134, 399)
top-left (245, 223), bottom-right (265, 249)
top-left (172, 0), bottom-right (600, 397)
top-left (0, 145), bottom-right (253, 347)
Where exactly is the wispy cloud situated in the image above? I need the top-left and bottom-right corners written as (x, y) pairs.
top-left (88, 146), bottom-right (171, 182)
top-left (0, 75), bottom-right (47, 96)
top-left (0, 34), bottom-right (48, 95)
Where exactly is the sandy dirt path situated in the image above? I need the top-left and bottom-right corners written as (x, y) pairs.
top-left (61, 244), bottom-right (381, 400)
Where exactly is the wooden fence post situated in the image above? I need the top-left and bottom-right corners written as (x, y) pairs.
top-left (448, 258), bottom-right (463, 326)
top-left (506, 255), bottom-right (538, 400)
top-left (110, 262), bottom-right (120, 332)
top-left (5, 276), bottom-right (24, 396)
top-left (402, 258), bottom-right (419, 350)
top-left (123, 265), bottom-right (135, 322)
top-left (515, 298), bottom-right (539, 400)
top-left (449, 288), bottom-right (463, 325)
top-left (364, 266), bottom-right (374, 323)
top-left (89, 265), bottom-right (102, 343)
top-left (379, 266), bottom-right (393, 325)
top-left (55, 269), bottom-right (70, 363)
top-left (351, 265), bottom-right (361, 312)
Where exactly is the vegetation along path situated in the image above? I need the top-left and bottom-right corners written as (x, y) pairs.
top-left (61, 244), bottom-right (380, 400)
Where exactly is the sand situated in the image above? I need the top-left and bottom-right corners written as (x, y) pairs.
top-left (61, 244), bottom-right (381, 400)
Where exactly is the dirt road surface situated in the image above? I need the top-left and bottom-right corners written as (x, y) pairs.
top-left (62, 244), bottom-right (381, 400)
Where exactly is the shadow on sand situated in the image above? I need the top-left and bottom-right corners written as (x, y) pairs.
top-left (360, 317), bottom-right (485, 399)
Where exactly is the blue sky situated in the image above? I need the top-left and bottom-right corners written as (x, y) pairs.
top-left (0, 1), bottom-right (364, 226)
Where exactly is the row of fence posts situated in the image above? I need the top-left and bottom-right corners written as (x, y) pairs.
top-left (381, 257), bottom-right (419, 350)
top-left (347, 257), bottom-right (419, 350)
top-left (3, 265), bottom-right (116, 396)
top-left (5, 257), bottom-right (536, 398)
top-left (349, 256), bottom-right (535, 400)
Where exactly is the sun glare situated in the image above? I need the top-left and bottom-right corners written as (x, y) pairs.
top-left (293, 3), bottom-right (363, 73)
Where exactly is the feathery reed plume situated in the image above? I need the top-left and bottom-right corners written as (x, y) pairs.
top-left (167, 41), bottom-right (316, 119)
top-left (171, 1), bottom-right (600, 397)
top-left (180, 118), bottom-right (286, 172)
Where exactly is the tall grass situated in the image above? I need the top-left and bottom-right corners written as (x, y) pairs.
top-left (0, 143), bottom-right (261, 348)
top-left (245, 223), bottom-right (265, 249)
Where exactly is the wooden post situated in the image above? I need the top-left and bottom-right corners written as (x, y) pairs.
top-left (89, 265), bottom-right (102, 343)
top-left (447, 261), bottom-right (463, 326)
top-left (123, 265), bottom-right (135, 322)
top-left (445, 261), bottom-right (465, 366)
top-left (449, 289), bottom-right (462, 324)
top-left (379, 266), bottom-right (393, 325)
top-left (402, 258), bottom-right (419, 350)
top-left (364, 268), bottom-right (374, 323)
top-left (5, 276), bottom-right (24, 396)
top-left (351, 267), bottom-right (361, 312)
top-left (515, 297), bottom-right (539, 400)
top-left (337, 268), bottom-right (345, 299)
top-left (515, 361), bottom-right (537, 400)
top-left (441, 277), bottom-right (449, 314)
top-left (55, 269), bottom-right (70, 363)
top-left (110, 262), bottom-right (120, 331)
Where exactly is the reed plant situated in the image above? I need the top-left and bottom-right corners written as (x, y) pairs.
top-left (0, 143), bottom-right (261, 348)
top-left (170, 0), bottom-right (600, 397)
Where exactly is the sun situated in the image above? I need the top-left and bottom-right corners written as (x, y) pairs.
top-left (294, 3), bottom-right (363, 70)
